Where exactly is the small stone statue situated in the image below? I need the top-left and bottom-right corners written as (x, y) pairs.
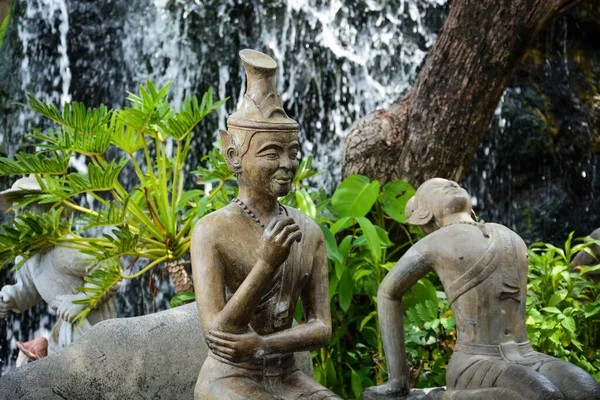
top-left (363, 178), bottom-right (600, 400)
top-left (0, 175), bottom-right (119, 355)
top-left (191, 49), bottom-right (339, 400)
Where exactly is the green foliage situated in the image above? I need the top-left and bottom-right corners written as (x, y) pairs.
top-left (27, 97), bottom-right (113, 156)
top-left (170, 291), bottom-right (196, 308)
top-left (0, 151), bottom-right (70, 176)
top-left (159, 89), bottom-right (227, 141)
top-left (72, 259), bottom-right (122, 323)
top-left (0, 208), bottom-right (71, 270)
top-left (297, 173), bottom-right (453, 399)
top-left (526, 233), bottom-right (600, 380)
top-left (0, 80), bottom-right (229, 323)
top-left (0, 0), bottom-right (12, 48)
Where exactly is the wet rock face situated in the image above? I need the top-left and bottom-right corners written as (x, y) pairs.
top-left (462, 3), bottom-right (600, 244)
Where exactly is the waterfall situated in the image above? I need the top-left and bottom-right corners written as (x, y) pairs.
top-left (1, 0), bottom-right (598, 375)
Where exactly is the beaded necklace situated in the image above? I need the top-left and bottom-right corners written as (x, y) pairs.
top-left (231, 197), bottom-right (285, 229)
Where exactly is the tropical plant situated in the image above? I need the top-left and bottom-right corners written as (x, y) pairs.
top-left (287, 173), bottom-right (457, 399)
top-left (0, 81), bottom-right (228, 322)
top-left (0, 0), bottom-right (12, 48)
top-left (527, 233), bottom-right (600, 380)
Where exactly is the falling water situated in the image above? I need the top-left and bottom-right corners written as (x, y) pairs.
top-left (1, 0), bottom-right (598, 374)
top-left (0, 0), bottom-right (448, 374)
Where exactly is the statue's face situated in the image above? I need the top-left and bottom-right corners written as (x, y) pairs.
top-left (411, 178), bottom-right (471, 234)
top-left (426, 179), bottom-right (471, 221)
top-left (239, 131), bottom-right (299, 198)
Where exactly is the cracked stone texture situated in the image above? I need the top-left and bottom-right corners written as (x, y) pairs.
top-left (0, 303), bottom-right (313, 400)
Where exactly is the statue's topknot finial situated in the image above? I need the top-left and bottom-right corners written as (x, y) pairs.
top-left (227, 49), bottom-right (298, 131)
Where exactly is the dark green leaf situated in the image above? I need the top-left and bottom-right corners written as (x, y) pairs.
top-left (331, 175), bottom-right (380, 218)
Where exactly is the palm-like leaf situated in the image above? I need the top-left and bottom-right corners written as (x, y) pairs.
top-left (119, 81), bottom-right (171, 135)
top-left (0, 151), bottom-right (70, 176)
top-left (72, 259), bottom-right (122, 324)
top-left (27, 97), bottom-right (112, 156)
top-left (8, 159), bottom-right (128, 207)
top-left (77, 198), bottom-right (129, 231)
top-left (81, 225), bottom-right (142, 263)
top-left (68, 158), bottom-right (127, 194)
top-left (159, 89), bottom-right (229, 141)
top-left (110, 113), bottom-right (144, 155)
top-left (0, 209), bottom-right (71, 270)
top-left (193, 146), bottom-right (234, 183)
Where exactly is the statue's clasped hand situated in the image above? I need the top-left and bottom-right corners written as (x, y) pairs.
top-left (258, 216), bottom-right (302, 270)
top-left (206, 329), bottom-right (266, 362)
top-left (0, 286), bottom-right (16, 318)
top-left (50, 294), bottom-right (87, 323)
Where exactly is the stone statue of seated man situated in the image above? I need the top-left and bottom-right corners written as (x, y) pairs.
top-left (363, 178), bottom-right (600, 400)
top-left (0, 175), bottom-right (119, 354)
top-left (191, 49), bottom-right (340, 400)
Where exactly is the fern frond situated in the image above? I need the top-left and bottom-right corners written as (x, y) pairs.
top-left (425, 299), bottom-right (438, 321)
top-left (27, 96), bottom-right (112, 156)
top-left (72, 259), bottom-right (122, 325)
top-left (77, 198), bottom-right (129, 230)
top-left (81, 225), bottom-right (142, 263)
top-left (120, 81), bottom-right (171, 134)
top-left (0, 209), bottom-right (72, 270)
top-left (159, 89), bottom-right (228, 141)
top-left (406, 307), bottom-right (420, 326)
top-left (0, 151), bottom-right (70, 176)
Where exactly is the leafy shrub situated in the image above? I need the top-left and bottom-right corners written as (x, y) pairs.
top-left (527, 233), bottom-right (600, 380)
top-left (0, 81), bottom-right (228, 321)
top-left (291, 174), bottom-right (456, 399)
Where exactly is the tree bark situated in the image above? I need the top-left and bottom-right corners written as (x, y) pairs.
top-left (0, 0), bottom-right (9, 26)
top-left (342, 0), bottom-right (581, 186)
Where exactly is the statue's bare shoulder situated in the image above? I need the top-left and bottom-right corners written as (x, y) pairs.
top-left (191, 205), bottom-right (243, 247)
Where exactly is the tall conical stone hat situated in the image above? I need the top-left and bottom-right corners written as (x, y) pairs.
top-left (227, 49), bottom-right (298, 131)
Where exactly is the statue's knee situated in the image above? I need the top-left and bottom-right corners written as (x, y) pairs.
top-left (536, 387), bottom-right (564, 400)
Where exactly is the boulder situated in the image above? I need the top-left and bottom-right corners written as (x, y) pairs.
top-left (0, 303), bottom-right (313, 400)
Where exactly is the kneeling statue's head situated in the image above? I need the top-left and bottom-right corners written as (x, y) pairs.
top-left (221, 49), bottom-right (299, 198)
top-left (405, 178), bottom-right (473, 235)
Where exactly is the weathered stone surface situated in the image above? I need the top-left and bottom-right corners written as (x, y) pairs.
top-left (361, 388), bottom-right (445, 400)
top-left (0, 303), bottom-right (313, 400)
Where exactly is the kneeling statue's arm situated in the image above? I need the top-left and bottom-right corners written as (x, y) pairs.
top-left (372, 246), bottom-right (431, 397)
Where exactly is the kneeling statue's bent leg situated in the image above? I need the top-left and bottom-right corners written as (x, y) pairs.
top-left (449, 356), bottom-right (564, 400)
top-left (538, 359), bottom-right (600, 400)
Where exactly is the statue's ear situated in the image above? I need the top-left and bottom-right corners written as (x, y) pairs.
top-left (405, 196), bottom-right (433, 226)
top-left (220, 130), bottom-right (242, 173)
top-left (471, 209), bottom-right (478, 222)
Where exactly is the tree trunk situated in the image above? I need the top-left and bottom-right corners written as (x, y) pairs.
top-left (167, 260), bottom-right (193, 293)
top-left (342, 0), bottom-right (581, 187)
top-left (0, 0), bottom-right (9, 26)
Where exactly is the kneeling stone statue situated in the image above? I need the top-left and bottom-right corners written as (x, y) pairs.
top-left (191, 49), bottom-right (340, 400)
top-left (0, 176), bottom-right (118, 355)
top-left (363, 178), bottom-right (600, 400)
